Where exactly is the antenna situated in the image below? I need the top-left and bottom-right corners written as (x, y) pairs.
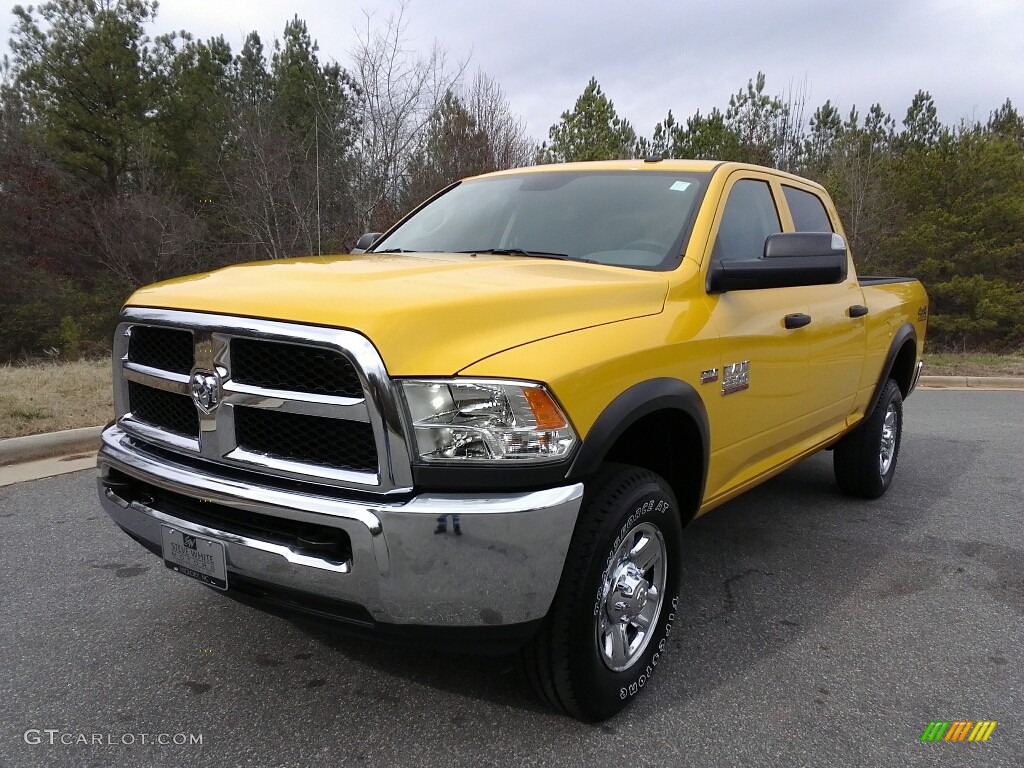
top-left (315, 114), bottom-right (322, 256)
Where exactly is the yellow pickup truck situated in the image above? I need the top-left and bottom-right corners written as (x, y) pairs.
top-left (97, 160), bottom-right (927, 721)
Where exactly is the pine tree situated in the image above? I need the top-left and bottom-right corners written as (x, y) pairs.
top-left (543, 78), bottom-right (636, 162)
top-left (10, 0), bottom-right (159, 194)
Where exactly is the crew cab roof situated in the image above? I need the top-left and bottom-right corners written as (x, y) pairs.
top-left (467, 159), bottom-right (828, 192)
top-left (468, 159), bottom-right (723, 179)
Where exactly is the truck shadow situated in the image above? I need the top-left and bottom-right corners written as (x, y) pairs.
top-left (665, 435), bottom-right (975, 707)
top-left (285, 433), bottom-right (975, 720)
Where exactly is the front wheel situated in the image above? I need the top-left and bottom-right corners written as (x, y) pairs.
top-left (523, 464), bottom-right (683, 721)
top-left (833, 378), bottom-right (904, 499)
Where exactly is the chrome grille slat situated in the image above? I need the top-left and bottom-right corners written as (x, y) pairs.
top-left (221, 384), bottom-right (370, 421)
top-left (123, 363), bottom-right (191, 395)
top-left (113, 309), bottom-right (413, 494)
top-left (120, 417), bottom-right (199, 453)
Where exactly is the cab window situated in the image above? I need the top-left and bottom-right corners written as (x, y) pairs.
top-left (713, 179), bottom-right (781, 262)
top-left (782, 186), bottom-right (834, 232)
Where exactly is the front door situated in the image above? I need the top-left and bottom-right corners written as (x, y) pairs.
top-left (701, 173), bottom-right (816, 502)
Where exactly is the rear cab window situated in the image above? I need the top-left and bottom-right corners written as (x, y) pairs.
top-left (782, 186), bottom-right (834, 233)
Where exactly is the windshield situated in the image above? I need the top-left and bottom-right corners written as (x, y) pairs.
top-left (372, 170), bottom-right (708, 270)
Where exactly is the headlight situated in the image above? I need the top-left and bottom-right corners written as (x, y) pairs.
top-left (400, 379), bottom-right (577, 463)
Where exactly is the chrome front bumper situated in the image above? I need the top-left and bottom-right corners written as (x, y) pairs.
top-left (97, 425), bottom-right (583, 627)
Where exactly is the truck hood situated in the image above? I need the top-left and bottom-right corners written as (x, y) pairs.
top-left (127, 253), bottom-right (669, 374)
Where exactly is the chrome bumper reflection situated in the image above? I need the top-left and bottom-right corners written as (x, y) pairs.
top-left (909, 360), bottom-right (924, 396)
top-left (97, 424), bottom-right (583, 627)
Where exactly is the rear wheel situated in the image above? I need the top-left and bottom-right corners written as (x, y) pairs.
top-left (833, 378), bottom-right (903, 499)
top-left (523, 463), bottom-right (683, 721)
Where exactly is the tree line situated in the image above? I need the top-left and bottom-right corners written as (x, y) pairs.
top-left (0, 0), bottom-right (531, 360)
top-left (1, 1), bottom-right (1021, 360)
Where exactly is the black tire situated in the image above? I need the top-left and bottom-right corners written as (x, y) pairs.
top-left (522, 463), bottom-right (683, 721)
top-left (833, 378), bottom-right (903, 499)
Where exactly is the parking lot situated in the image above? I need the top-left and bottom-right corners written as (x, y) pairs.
top-left (1, 390), bottom-right (1021, 767)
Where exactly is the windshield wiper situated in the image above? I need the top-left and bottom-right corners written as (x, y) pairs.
top-left (456, 248), bottom-right (573, 261)
top-left (374, 248), bottom-right (406, 253)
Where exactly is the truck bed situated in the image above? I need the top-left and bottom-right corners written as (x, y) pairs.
top-left (859, 275), bottom-right (919, 286)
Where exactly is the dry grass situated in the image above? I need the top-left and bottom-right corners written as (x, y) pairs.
top-left (925, 352), bottom-right (1024, 378)
top-left (0, 359), bottom-right (113, 439)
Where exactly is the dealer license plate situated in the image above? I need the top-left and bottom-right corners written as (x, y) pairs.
top-left (161, 526), bottom-right (228, 590)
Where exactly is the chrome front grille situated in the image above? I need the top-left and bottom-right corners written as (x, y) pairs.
top-left (113, 308), bottom-right (412, 493)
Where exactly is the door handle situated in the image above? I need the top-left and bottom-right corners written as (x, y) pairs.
top-left (784, 313), bottom-right (812, 329)
top-left (848, 304), bottom-right (869, 318)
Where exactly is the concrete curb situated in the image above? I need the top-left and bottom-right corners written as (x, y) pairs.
top-left (0, 425), bottom-right (103, 467)
top-left (918, 375), bottom-right (1024, 390)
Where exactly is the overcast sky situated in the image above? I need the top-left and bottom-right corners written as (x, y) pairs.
top-left (3, 0), bottom-right (1022, 141)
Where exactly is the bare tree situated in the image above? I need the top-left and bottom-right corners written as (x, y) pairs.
top-left (831, 105), bottom-right (898, 270)
top-left (349, 1), bottom-right (465, 231)
top-left (217, 22), bottom-right (361, 260)
top-left (218, 109), bottom-right (319, 260)
top-left (464, 70), bottom-right (535, 170)
top-left (91, 192), bottom-right (205, 285)
top-left (774, 78), bottom-right (808, 173)
top-left (90, 138), bottom-right (206, 284)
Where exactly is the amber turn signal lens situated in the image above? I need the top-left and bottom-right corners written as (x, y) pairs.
top-left (523, 387), bottom-right (567, 430)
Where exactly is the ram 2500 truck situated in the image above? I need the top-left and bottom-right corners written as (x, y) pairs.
top-left (97, 160), bottom-right (927, 721)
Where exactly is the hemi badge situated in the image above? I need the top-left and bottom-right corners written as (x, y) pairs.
top-left (700, 368), bottom-right (719, 384)
top-left (722, 361), bottom-right (750, 395)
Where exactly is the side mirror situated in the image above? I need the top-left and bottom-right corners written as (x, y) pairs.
top-left (707, 232), bottom-right (847, 293)
top-left (352, 232), bottom-right (384, 254)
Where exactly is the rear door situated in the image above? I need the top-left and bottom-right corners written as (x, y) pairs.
top-left (779, 183), bottom-right (867, 428)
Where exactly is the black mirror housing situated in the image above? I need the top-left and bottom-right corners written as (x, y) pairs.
top-left (764, 231), bottom-right (847, 260)
top-left (708, 232), bottom-right (848, 293)
top-left (353, 232), bottom-right (384, 253)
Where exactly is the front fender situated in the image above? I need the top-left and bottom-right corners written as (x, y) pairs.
top-left (567, 378), bottom-right (709, 505)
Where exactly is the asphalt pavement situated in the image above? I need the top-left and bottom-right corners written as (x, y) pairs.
top-left (1, 390), bottom-right (1021, 767)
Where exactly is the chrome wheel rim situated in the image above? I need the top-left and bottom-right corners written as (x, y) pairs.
top-left (596, 522), bottom-right (667, 672)
top-left (879, 403), bottom-right (897, 476)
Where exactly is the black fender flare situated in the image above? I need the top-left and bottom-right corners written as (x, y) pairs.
top-left (869, 323), bottom-right (917, 416)
top-left (566, 378), bottom-right (710, 502)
